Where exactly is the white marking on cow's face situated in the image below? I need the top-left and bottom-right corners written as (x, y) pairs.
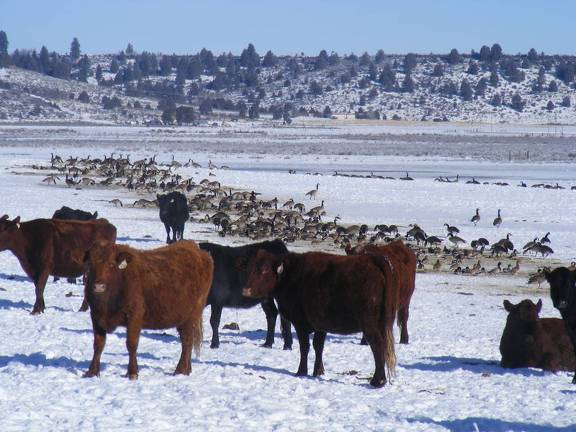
top-left (170, 199), bottom-right (175, 204)
top-left (16, 223), bottom-right (20, 229)
top-left (277, 263), bottom-right (284, 275)
top-left (94, 283), bottom-right (106, 293)
top-left (118, 259), bottom-right (128, 270)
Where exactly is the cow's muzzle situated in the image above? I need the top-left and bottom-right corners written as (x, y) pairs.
top-left (94, 283), bottom-right (106, 293)
top-left (558, 300), bottom-right (569, 310)
top-left (242, 288), bottom-right (253, 297)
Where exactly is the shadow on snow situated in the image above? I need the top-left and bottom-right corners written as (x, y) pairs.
top-left (408, 416), bottom-right (575, 432)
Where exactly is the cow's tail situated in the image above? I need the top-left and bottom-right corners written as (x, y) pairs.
top-left (192, 313), bottom-right (204, 358)
top-left (367, 253), bottom-right (398, 380)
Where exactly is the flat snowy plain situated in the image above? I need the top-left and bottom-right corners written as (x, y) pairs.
top-left (0, 124), bottom-right (575, 432)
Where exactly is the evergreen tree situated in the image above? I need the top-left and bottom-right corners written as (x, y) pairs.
top-left (161, 109), bottom-right (176, 125)
top-left (479, 45), bottom-right (491, 62)
top-left (248, 102), bottom-right (260, 119)
top-left (561, 96), bottom-right (571, 107)
top-left (401, 74), bottom-right (415, 93)
top-left (527, 48), bottom-right (538, 62)
top-left (132, 62), bottom-right (142, 81)
top-left (511, 93), bottom-right (524, 111)
top-left (0, 31), bottom-right (8, 55)
top-left (126, 43), bottom-right (135, 56)
top-left (70, 37), bottom-right (80, 61)
top-left (467, 62), bottom-right (479, 75)
top-left (374, 49), bottom-right (385, 64)
top-left (159, 55), bottom-right (172, 76)
top-left (546, 100), bottom-right (555, 111)
top-left (403, 53), bottom-right (417, 73)
top-left (176, 106), bottom-right (195, 124)
top-left (315, 50), bottom-right (329, 70)
top-left (489, 70), bottom-right (499, 87)
top-left (240, 43), bottom-right (259, 68)
top-left (39, 46), bottom-right (50, 74)
top-left (491, 93), bottom-right (502, 106)
top-left (368, 62), bottom-right (377, 81)
top-left (262, 50), bottom-right (277, 67)
top-left (110, 58), bottom-right (119, 73)
top-left (359, 52), bottom-right (371, 66)
top-left (328, 52), bottom-right (340, 66)
top-left (77, 91), bottom-right (90, 103)
top-left (548, 80), bottom-right (558, 92)
top-left (431, 63), bottom-right (444, 77)
top-left (460, 79), bottom-right (472, 101)
top-left (95, 64), bottom-right (103, 82)
top-left (237, 101), bottom-right (247, 118)
top-left (309, 80), bottom-right (323, 95)
top-left (490, 43), bottom-right (503, 62)
top-left (322, 105), bottom-right (332, 118)
top-left (187, 57), bottom-right (202, 79)
top-left (78, 55), bottom-right (90, 82)
top-left (475, 78), bottom-right (487, 97)
top-left (447, 48), bottom-right (461, 65)
top-left (378, 64), bottom-right (396, 91)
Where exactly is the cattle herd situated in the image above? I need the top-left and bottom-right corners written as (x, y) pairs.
top-left (0, 153), bottom-right (574, 387)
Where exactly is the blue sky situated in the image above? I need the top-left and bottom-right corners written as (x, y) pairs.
top-left (2, 0), bottom-right (575, 56)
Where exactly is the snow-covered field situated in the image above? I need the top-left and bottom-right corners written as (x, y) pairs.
top-left (0, 127), bottom-right (575, 431)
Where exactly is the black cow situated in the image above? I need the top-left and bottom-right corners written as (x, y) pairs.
top-left (545, 267), bottom-right (576, 383)
top-left (52, 206), bottom-right (98, 221)
top-left (157, 192), bottom-right (189, 243)
top-left (199, 239), bottom-right (293, 350)
top-left (52, 206), bottom-right (98, 285)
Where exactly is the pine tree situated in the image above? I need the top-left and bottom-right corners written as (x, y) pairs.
top-left (491, 93), bottom-right (502, 106)
top-left (159, 55), bottom-right (172, 76)
top-left (78, 91), bottom-right (90, 103)
top-left (467, 62), bottom-right (479, 75)
top-left (126, 43), bottom-right (135, 56)
top-left (78, 55), bottom-right (90, 82)
top-left (403, 53), bottom-right (417, 73)
top-left (401, 74), bottom-right (415, 93)
top-left (378, 64), bottom-right (396, 91)
top-left (374, 49), bottom-right (385, 64)
top-left (95, 64), bottom-right (103, 82)
top-left (110, 58), bottom-right (119, 73)
top-left (527, 48), bottom-right (538, 62)
top-left (315, 50), bottom-right (329, 70)
top-left (240, 43), bottom-right (259, 68)
top-left (309, 80), bottom-right (323, 96)
top-left (0, 31), bottom-right (8, 55)
top-left (475, 78), bottom-right (487, 97)
top-left (460, 79), bottom-right (472, 101)
top-left (431, 63), bottom-right (444, 77)
top-left (548, 80), bottom-right (558, 92)
top-left (322, 106), bottom-right (332, 118)
top-left (490, 43), bottom-right (503, 62)
top-left (489, 70), bottom-right (499, 87)
top-left (368, 62), bottom-right (377, 81)
top-left (359, 52), bottom-right (371, 66)
top-left (546, 100), bottom-right (555, 111)
top-left (248, 102), bottom-right (260, 119)
top-left (328, 52), bottom-right (340, 66)
top-left (511, 93), bottom-right (524, 111)
top-left (447, 48), bottom-right (461, 65)
top-left (262, 50), bottom-right (277, 68)
top-left (70, 38), bottom-right (80, 61)
top-left (562, 96), bottom-right (571, 107)
top-left (479, 45), bottom-right (491, 62)
top-left (39, 46), bottom-right (50, 74)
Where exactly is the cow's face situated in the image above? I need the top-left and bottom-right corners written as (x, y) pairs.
top-left (85, 243), bottom-right (132, 294)
top-left (545, 267), bottom-right (576, 311)
top-left (243, 250), bottom-right (282, 298)
top-left (503, 299), bottom-right (542, 323)
top-left (0, 216), bottom-right (20, 250)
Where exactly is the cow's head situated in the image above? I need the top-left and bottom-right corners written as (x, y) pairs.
top-left (503, 299), bottom-right (542, 324)
top-left (84, 242), bottom-right (132, 294)
top-left (0, 215), bottom-right (21, 250)
top-left (242, 249), bottom-right (283, 298)
top-left (545, 267), bottom-right (576, 312)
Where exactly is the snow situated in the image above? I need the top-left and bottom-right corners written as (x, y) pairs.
top-left (0, 127), bottom-right (575, 431)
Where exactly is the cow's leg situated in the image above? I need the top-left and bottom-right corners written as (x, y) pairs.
top-left (164, 223), bottom-right (171, 244)
top-left (32, 269), bottom-right (50, 314)
top-left (561, 316), bottom-right (576, 384)
top-left (261, 299), bottom-right (278, 348)
top-left (360, 334), bottom-right (368, 345)
top-left (84, 324), bottom-right (106, 378)
top-left (175, 320), bottom-right (193, 375)
top-left (280, 315), bottom-right (293, 350)
top-left (126, 319), bottom-right (142, 380)
top-left (312, 331), bottom-right (326, 377)
top-left (79, 296), bottom-right (89, 312)
top-left (294, 325), bottom-right (311, 376)
top-left (398, 305), bottom-right (410, 344)
top-left (362, 326), bottom-right (386, 388)
top-left (209, 304), bottom-right (223, 349)
top-left (171, 225), bottom-right (177, 243)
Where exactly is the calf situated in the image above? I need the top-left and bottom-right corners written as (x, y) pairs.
top-left (83, 240), bottom-right (213, 379)
top-left (346, 241), bottom-right (417, 344)
top-left (243, 250), bottom-right (397, 388)
top-left (157, 191), bottom-right (189, 243)
top-left (199, 240), bottom-right (292, 349)
top-left (545, 267), bottom-right (576, 383)
top-left (0, 215), bottom-right (116, 314)
top-left (52, 206), bottom-right (98, 221)
top-left (500, 299), bottom-right (576, 372)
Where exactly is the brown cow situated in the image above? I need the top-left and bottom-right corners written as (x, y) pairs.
top-left (0, 215), bottom-right (117, 314)
top-left (83, 240), bottom-right (213, 379)
top-left (500, 299), bottom-right (576, 372)
top-left (243, 250), bottom-right (397, 388)
top-left (346, 241), bottom-right (417, 344)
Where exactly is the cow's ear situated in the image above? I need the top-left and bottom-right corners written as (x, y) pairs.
top-left (93, 211), bottom-right (98, 219)
top-left (116, 252), bottom-right (133, 270)
top-left (13, 216), bottom-right (20, 229)
top-left (0, 214), bottom-right (8, 221)
top-left (276, 262), bottom-right (284, 275)
top-left (543, 268), bottom-right (552, 282)
top-left (503, 300), bottom-right (513, 312)
top-left (235, 257), bottom-right (248, 271)
top-left (536, 299), bottom-right (543, 313)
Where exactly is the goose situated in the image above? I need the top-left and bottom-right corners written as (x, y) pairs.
top-left (425, 235), bottom-right (443, 246)
top-left (522, 237), bottom-right (539, 253)
top-left (432, 259), bottom-right (442, 271)
top-left (42, 174), bottom-right (60, 184)
top-left (305, 183), bottom-right (319, 200)
top-left (509, 260), bottom-right (520, 275)
top-left (400, 172), bottom-right (414, 181)
top-left (444, 223), bottom-right (460, 235)
top-left (493, 209), bottom-right (502, 228)
top-left (448, 233), bottom-right (466, 248)
top-left (527, 267), bottom-right (550, 288)
top-left (282, 198), bottom-right (295, 209)
top-left (470, 208), bottom-right (480, 226)
top-left (109, 199), bottom-right (123, 207)
top-left (540, 232), bottom-right (551, 244)
top-left (466, 178), bottom-right (480, 185)
top-left (487, 262), bottom-right (502, 274)
top-left (518, 181), bottom-right (527, 187)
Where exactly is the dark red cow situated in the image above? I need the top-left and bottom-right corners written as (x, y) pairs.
top-left (83, 240), bottom-right (213, 379)
top-left (243, 250), bottom-right (398, 388)
top-left (545, 267), bottom-right (576, 383)
top-left (500, 299), bottom-right (576, 372)
top-left (0, 215), bottom-right (117, 314)
top-left (346, 241), bottom-right (417, 344)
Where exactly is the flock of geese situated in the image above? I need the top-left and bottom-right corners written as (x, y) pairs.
top-left (36, 154), bottom-right (567, 288)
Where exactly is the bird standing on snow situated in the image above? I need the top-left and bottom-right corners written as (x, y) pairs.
top-left (470, 208), bottom-right (480, 226)
top-left (305, 183), bottom-right (319, 200)
top-left (493, 209), bottom-right (502, 228)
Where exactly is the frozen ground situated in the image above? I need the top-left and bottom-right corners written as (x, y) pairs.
top-left (0, 129), bottom-right (575, 431)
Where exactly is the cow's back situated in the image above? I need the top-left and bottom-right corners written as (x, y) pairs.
top-left (541, 318), bottom-right (576, 370)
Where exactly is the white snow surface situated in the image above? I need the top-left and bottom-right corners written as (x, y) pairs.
top-left (0, 131), bottom-right (575, 431)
